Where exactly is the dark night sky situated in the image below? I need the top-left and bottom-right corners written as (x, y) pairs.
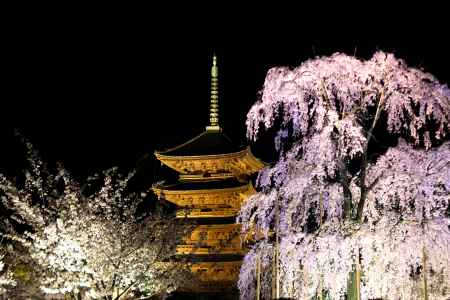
top-left (2, 10), bottom-right (449, 184)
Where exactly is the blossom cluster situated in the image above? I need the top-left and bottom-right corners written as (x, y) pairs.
top-left (247, 51), bottom-right (449, 150)
top-left (0, 142), bottom-right (191, 298)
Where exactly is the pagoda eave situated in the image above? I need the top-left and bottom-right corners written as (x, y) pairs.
top-left (189, 261), bottom-right (241, 282)
top-left (152, 182), bottom-right (253, 196)
top-left (154, 147), bottom-right (265, 176)
top-left (152, 182), bottom-right (255, 209)
top-left (176, 208), bottom-right (239, 218)
top-left (176, 246), bottom-right (246, 255)
top-left (177, 224), bottom-right (244, 256)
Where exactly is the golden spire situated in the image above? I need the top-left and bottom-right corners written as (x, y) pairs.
top-left (206, 54), bottom-right (222, 132)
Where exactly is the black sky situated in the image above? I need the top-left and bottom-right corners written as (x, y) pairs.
top-left (2, 10), bottom-right (449, 183)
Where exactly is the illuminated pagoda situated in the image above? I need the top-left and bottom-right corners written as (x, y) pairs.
top-left (152, 55), bottom-right (264, 296)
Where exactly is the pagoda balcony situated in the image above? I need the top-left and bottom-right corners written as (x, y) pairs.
top-left (176, 244), bottom-right (246, 255)
top-left (183, 224), bottom-right (242, 244)
top-left (176, 208), bottom-right (239, 218)
top-left (176, 224), bottom-right (245, 255)
top-left (156, 150), bottom-right (263, 176)
top-left (152, 181), bottom-right (255, 209)
top-left (189, 261), bottom-right (241, 282)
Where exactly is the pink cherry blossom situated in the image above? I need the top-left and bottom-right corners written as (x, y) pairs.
top-left (239, 52), bottom-right (450, 299)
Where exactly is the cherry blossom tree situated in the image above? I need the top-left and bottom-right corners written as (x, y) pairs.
top-left (239, 52), bottom-right (450, 299)
top-left (0, 141), bottom-right (194, 299)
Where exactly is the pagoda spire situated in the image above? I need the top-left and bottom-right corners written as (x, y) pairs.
top-left (206, 54), bottom-right (222, 132)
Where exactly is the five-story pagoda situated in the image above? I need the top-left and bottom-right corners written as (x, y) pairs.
top-left (152, 55), bottom-right (264, 296)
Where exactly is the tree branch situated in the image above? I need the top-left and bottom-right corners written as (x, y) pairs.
top-left (356, 90), bottom-right (385, 222)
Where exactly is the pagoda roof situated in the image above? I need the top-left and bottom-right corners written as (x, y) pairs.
top-left (154, 131), bottom-right (266, 176)
top-left (152, 180), bottom-right (255, 209)
top-left (159, 178), bottom-right (247, 191)
top-left (155, 131), bottom-right (245, 157)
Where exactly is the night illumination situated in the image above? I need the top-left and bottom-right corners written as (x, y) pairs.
top-left (1, 34), bottom-right (449, 299)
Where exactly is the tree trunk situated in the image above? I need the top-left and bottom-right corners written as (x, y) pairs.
top-left (256, 254), bottom-right (261, 300)
top-left (347, 249), bottom-right (361, 300)
top-left (356, 150), bottom-right (369, 222)
top-left (423, 247), bottom-right (429, 300)
top-left (272, 196), bottom-right (280, 299)
top-left (355, 262), bottom-right (361, 300)
top-left (318, 276), bottom-right (323, 300)
top-left (343, 185), bottom-right (353, 220)
top-left (338, 160), bottom-right (353, 220)
top-left (319, 191), bottom-right (324, 225)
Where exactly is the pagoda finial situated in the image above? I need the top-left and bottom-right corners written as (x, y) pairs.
top-left (206, 53), bottom-right (221, 132)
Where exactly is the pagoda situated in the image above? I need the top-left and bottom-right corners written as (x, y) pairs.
top-left (152, 55), bottom-right (264, 295)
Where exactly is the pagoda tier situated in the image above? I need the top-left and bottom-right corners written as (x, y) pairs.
top-left (155, 131), bottom-right (265, 178)
top-left (190, 261), bottom-right (241, 282)
top-left (176, 224), bottom-right (244, 255)
top-left (155, 261), bottom-right (241, 292)
top-left (152, 178), bottom-right (255, 218)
